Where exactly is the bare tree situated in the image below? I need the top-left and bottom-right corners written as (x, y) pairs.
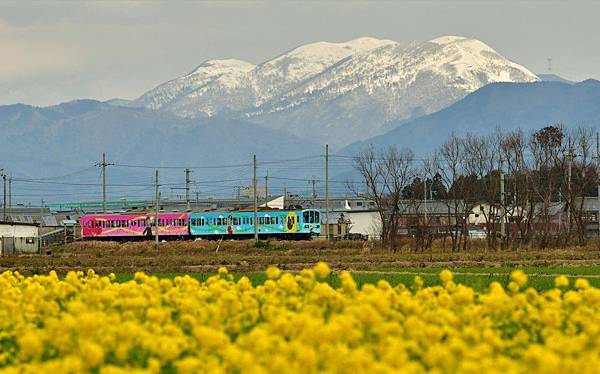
top-left (353, 146), bottom-right (414, 251)
top-left (436, 134), bottom-right (468, 251)
top-left (528, 125), bottom-right (565, 248)
top-left (499, 129), bottom-right (535, 247)
top-left (561, 127), bottom-right (597, 245)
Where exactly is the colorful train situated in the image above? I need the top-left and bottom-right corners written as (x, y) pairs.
top-left (80, 209), bottom-right (321, 240)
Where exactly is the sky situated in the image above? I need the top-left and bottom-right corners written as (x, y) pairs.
top-left (1, 0), bottom-right (599, 106)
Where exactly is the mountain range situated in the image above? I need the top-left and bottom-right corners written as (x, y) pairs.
top-left (2, 35), bottom-right (598, 201)
top-left (132, 36), bottom-right (538, 147)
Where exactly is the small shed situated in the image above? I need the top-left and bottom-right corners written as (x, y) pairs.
top-left (0, 222), bottom-right (40, 255)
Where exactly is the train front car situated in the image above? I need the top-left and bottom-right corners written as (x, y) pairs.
top-left (298, 209), bottom-right (321, 237)
top-left (80, 213), bottom-right (189, 240)
top-left (189, 209), bottom-right (321, 239)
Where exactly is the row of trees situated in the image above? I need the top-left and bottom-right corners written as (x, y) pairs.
top-left (353, 126), bottom-right (599, 251)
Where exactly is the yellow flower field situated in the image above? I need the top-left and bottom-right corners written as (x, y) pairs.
top-left (1, 265), bottom-right (599, 373)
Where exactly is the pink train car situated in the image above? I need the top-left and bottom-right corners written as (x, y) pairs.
top-left (80, 213), bottom-right (189, 239)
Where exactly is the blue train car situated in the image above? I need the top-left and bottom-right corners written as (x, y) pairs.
top-left (189, 209), bottom-right (321, 239)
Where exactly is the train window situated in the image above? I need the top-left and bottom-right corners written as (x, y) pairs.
top-left (315, 211), bottom-right (320, 223)
top-left (303, 211), bottom-right (309, 223)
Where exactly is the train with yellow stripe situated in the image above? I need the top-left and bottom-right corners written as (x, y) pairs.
top-left (80, 209), bottom-right (321, 240)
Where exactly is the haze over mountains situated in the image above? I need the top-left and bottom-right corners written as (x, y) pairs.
top-left (1, 35), bottom-right (598, 200)
top-left (133, 36), bottom-right (538, 146)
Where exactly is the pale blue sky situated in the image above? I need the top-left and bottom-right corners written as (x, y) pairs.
top-left (1, 0), bottom-right (598, 106)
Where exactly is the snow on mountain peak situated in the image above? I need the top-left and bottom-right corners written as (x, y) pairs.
top-left (344, 37), bottom-right (398, 51)
top-left (430, 35), bottom-right (468, 45)
top-left (135, 58), bottom-right (255, 111)
top-left (247, 37), bottom-right (397, 105)
top-left (187, 59), bottom-right (255, 77)
top-left (426, 36), bottom-right (538, 86)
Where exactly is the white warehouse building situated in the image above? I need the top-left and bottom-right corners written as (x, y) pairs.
top-left (0, 222), bottom-right (40, 255)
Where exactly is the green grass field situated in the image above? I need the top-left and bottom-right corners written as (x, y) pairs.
top-left (111, 265), bottom-right (600, 292)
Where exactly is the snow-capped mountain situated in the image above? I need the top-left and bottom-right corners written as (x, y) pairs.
top-left (248, 37), bottom-right (397, 106)
top-left (134, 36), bottom-right (538, 147)
top-left (135, 59), bottom-right (256, 117)
top-left (134, 37), bottom-right (395, 118)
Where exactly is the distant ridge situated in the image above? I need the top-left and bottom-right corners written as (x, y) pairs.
top-left (342, 80), bottom-right (600, 157)
top-left (538, 73), bottom-right (574, 84)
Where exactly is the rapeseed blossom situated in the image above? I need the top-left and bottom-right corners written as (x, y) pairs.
top-left (0, 267), bottom-right (599, 373)
top-left (554, 275), bottom-right (569, 288)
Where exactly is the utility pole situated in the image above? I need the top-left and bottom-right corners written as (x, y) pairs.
top-left (567, 147), bottom-right (573, 228)
top-left (40, 199), bottom-right (44, 228)
top-left (2, 172), bottom-right (5, 221)
top-left (325, 144), bottom-right (330, 240)
top-left (236, 186), bottom-right (241, 210)
top-left (311, 176), bottom-right (317, 205)
top-left (185, 168), bottom-right (192, 211)
top-left (264, 171), bottom-right (269, 208)
top-left (597, 132), bottom-right (600, 238)
top-left (423, 178), bottom-right (428, 223)
top-left (40, 199), bottom-right (44, 250)
top-left (500, 157), bottom-right (506, 238)
top-left (253, 155), bottom-right (258, 242)
top-left (8, 176), bottom-right (11, 221)
top-left (97, 153), bottom-right (113, 213)
top-left (155, 170), bottom-right (160, 247)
